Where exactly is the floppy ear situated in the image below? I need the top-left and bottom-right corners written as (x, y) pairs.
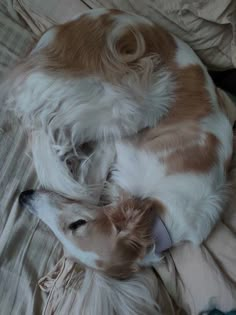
top-left (105, 198), bottom-right (160, 247)
top-left (103, 198), bottom-right (161, 278)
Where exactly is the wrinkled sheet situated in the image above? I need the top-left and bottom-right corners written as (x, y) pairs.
top-left (0, 1), bottom-right (65, 314)
top-left (0, 0), bottom-right (236, 314)
top-left (12, 0), bottom-right (89, 36)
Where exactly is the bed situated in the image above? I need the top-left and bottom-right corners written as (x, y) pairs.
top-left (0, 1), bottom-right (235, 314)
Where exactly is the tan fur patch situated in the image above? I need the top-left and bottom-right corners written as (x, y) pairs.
top-left (45, 14), bottom-right (114, 75)
top-left (74, 213), bottom-right (114, 252)
top-left (136, 122), bottom-right (219, 174)
top-left (161, 133), bottom-right (219, 174)
top-left (36, 11), bottom-right (176, 85)
top-left (97, 198), bottom-right (165, 278)
top-left (131, 62), bottom-right (218, 174)
top-left (162, 65), bottom-right (212, 125)
top-left (114, 22), bottom-right (176, 64)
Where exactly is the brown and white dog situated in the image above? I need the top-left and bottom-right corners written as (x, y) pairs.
top-left (2, 8), bottom-right (233, 308)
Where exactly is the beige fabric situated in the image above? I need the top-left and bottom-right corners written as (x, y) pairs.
top-left (0, 1), bottom-right (236, 314)
top-left (12, 0), bottom-right (90, 36)
top-left (84, 0), bottom-right (236, 70)
top-left (156, 224), bottom-right (236, 314)
top-left (0, 0), bottom-right (35, 78)
top-left (0, 1), bottom-right (62, 314)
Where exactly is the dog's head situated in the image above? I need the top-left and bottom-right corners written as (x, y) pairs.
top-left (19, 190), bottom-right (159, 278)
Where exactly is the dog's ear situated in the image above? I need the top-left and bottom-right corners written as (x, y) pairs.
top-left (105, 198), bottom-right (163, 278)
top-left (105, 198), bottom-right (160, 246)
top-left (104, 198), bottom-right (161, 278)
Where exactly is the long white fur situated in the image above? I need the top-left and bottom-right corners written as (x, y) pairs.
top-left (4, 69), bottom-right (175, 141)
top-left (31, 129), bottom-right (115, 202)
top-left (30, 129), bottom-right (94, 201)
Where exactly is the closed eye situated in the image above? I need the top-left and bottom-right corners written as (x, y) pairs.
top-left (68, 219), bottom-right (87, 230)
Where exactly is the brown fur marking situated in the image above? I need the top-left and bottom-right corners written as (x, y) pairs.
top-left (98, 198), bottom-right (165, 278)
top-left (161, 65), bottom-right (212, 125)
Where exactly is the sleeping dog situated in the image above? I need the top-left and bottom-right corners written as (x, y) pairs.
top-left (3, 9), bottom-right (233, 279)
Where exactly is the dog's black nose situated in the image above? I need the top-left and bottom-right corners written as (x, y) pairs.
top-left (19, 190), bottom-right (35, 206)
